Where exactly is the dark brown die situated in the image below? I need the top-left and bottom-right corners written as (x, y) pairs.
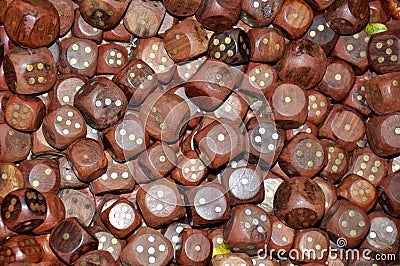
top-left (90, 152), bottom-right (136, 195)
top-left (113, 59), bottom-right (158, 106)
top-left (58, 157), bottom-right (87, 190)
top-left (176, 229), bottom-right (212, 266)
top-left (3, 47), bottom-right (57, 95)
top-left (208, 28), bottom-right (251, 65)
top-left (366, 112), bottom-right (400, 157)
top-left (0, 188), bottom-right (47, 233)
top-left (0, 235), bottom-right (43, 264)
top-left (291, 229), bottom-right (330, 264)
top-left (96, 43), bottom-right (129, 75)
top-left (360, 211), bottom-right (400, 255)
top-left (247, 28), bottom-right (285, 63)
top-left (336, 174), bottom-right (378, 213)
top-left (124, 0), bottom-right (166, 38)
top-left (66, 138), bottom-right (108, 182)
top-left (163, 222), bottom-right (191, 258)
top-left (32, 192), bottom-right (65, 235)
top-left (102, 112), bottom-right (149, 163)
top-left (0, 124), bottom-right (32, 163)
top-left (79, 0), bottom-right (130, 29)
top-left (140, 90), bottom-right (189, 143)
top-left (304, 14), bottom-right (339, 55)
top-left (49, 217), bottom-right (99, 265)
top-left (221, 166), bottom-right (265, 206)
top-left (241, 0), bottom-right (282, 27)
top-left (321, 199), bottom-right (370, 248)
top-left (185, 183), bottom-right (230, 227)
top-left (278, 133), bottom-right (327, 178)
top-left (224, 204), bottom-right (271, 255)
top-left (326, 0), bottom-right (370, 35)
top-left (74, 250), bottom-right (117, 266)
top-left (5, 94), bottom-right (46, 132)
top-left (59, 37), bottom-right (98, 77)
top-left (3, 0), bottom-right (60, 48)
top-left (72, 8), bottom-right (104, 43)
top-left (42, 105), bottom-right (87, 150)
top-left (319, 104), bottom-right (365, 151)
top-left (378, 171), bottom-right (400, 218)
top-left (74, 77), bottom-right (128, 130)
top-left (136, 179), bottom-right (186, 229)
top-left (19, 159), bottom-right (60, 194)
top-left (341, 71), bottom-right (372, 117)
top-left (273, 177), bottom-right (325, 229)
top-left (319, 139), bottom-right (348, 184)
top-left (163, 18), bottom-right (208, 63)
top-left (162, 0), bottom-right (201, 17)
top-left (367, 30), bottom-right (400, 74)
top-left (59, 189), bottom-right (96, 227)
top-left (101, 197), bottom-right (142, 238)
top-left (276, 39), bottom-right (327, 90)
top-left (120, 227), bottom-right (174, 266)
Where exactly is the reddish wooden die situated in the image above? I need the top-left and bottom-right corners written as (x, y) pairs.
top-left (59, 37), bottom-right (98, 77)
top-left (176, 229), bottom-right (212, 266)
top-left (0, 188), bottom-right (47, 233)
top-left (5, 94), bottom-right (45, 132)
top-left (0, 124), bottom-right (32, 163)
top-left (336, 174), bottom-right (378, 212)
top-left (378, 171), bottom-right (400, 218)
top-left (58, 157), bottom-right (87, 190)
top-left (367, 30), bottom-right (400, 74)
top-left (314, 177), bottom-right (338, 213)
top-left (278, 133), bottom-right (327, 178)
top-left (74, 77), bottom-right (128, 130)
top-left (267, 214), bottom-right (295, 255)
top-left (248, 28), bottom-right (285, 63)
top-left (326, 0), bottom-right (370, 35)
top-left (212, 253), bottom-right (253, 266)
top-left (72, 8), bottom-right (104, 43)
top-left (221, 166), bottom-right (265, 206)
top-left (195, 0), bottom-right (242, 32)
top-left (18, 159), bottom-right (60, 194)
top-left (96, 43), bottom-right (129, 75)
top-left (291, 229), bottom-right (330, 264)
top-left (94, 230), bottom-right (125, 261)
top-left (3, 47), bottom-right (57, 95)
top-left (162, 0), bottom-right (201, 17)
top-left (42, 105), bottom-right (87, 150)
top-left (185, 183), bottom-right (230, 227)
top-left (136, 179), bottom-right (186, 229)
top-left (272, 0), bottom-right (313, 39)
top-left (0, 235), bottom-right (43, 264)
top-left (49, 74), bottom-right (88, 111)
top-left (241, 62), bottom-right (278, 96)
top-left (317, 58), bottom-right (355, 101)
top-left (66, 138), bottom-right (108, 182)
top-left (223, 204), bottom-right (271, 255)
top-left (101, 197), bottom-right (142, 238)
top-left (32, 192), bottom-right (65, 235)
top-left (0, 163), bottom-right (24, 203)
top-left (74, 250), bottom-right (117, 266)
top-left (120, 227), bottom-right (174, 266)
top-left (273, 177), bottom-right (325, 229)
top-left (319, 139), bottom-right (348, 184)
top-left (241, 0), bottom-right (282, 27)
top-left (276, 39), bottom-right (327, 90)
top-left (365, 112), bottom-right (400, 157)
top-left (266, 82), bottom-right (308, 129)
top-left (49, 217), bottom-right (99, 264)
top-left (342, 71), bottom-right (372, 117)
top-left (140, 90), bottom-right (189, 143)
top-left (208, 28), bottom-right (251, 65)
top-left (103, 21), bottom-right (131, 42)
top-left (3, 0), bottom-right (60, 48)
top-left (304, 0), bottom-right (335, 10)
top-left (349, 149), bottom-right (388, 186)
top-left (360, 211), bottom-right (400, 255)
top-left (319, 104), bottom-right (365, 151)
top-left (365, 72), bottom-right (400, 115)
top-left (170, 150), bottom-right (208, 187)
top-left (124, 0), bottom-right (166, 38)
top-left (48, 0), bottom-right (74, 36)
top-left (320, 199), bottom-right (370, 248)
top-left (79, 0), bottom-right (130, 29)
top-left (102, 112), bottom-right (149, 163)
top-left (164, 18), bottom-right (208, 63)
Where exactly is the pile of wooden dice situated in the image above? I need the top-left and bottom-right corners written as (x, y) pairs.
top-left (0, 0), bottom-right (399, 265)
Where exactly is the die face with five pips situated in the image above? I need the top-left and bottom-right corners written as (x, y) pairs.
top-left (2, 0), bottom-right (400, 265)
